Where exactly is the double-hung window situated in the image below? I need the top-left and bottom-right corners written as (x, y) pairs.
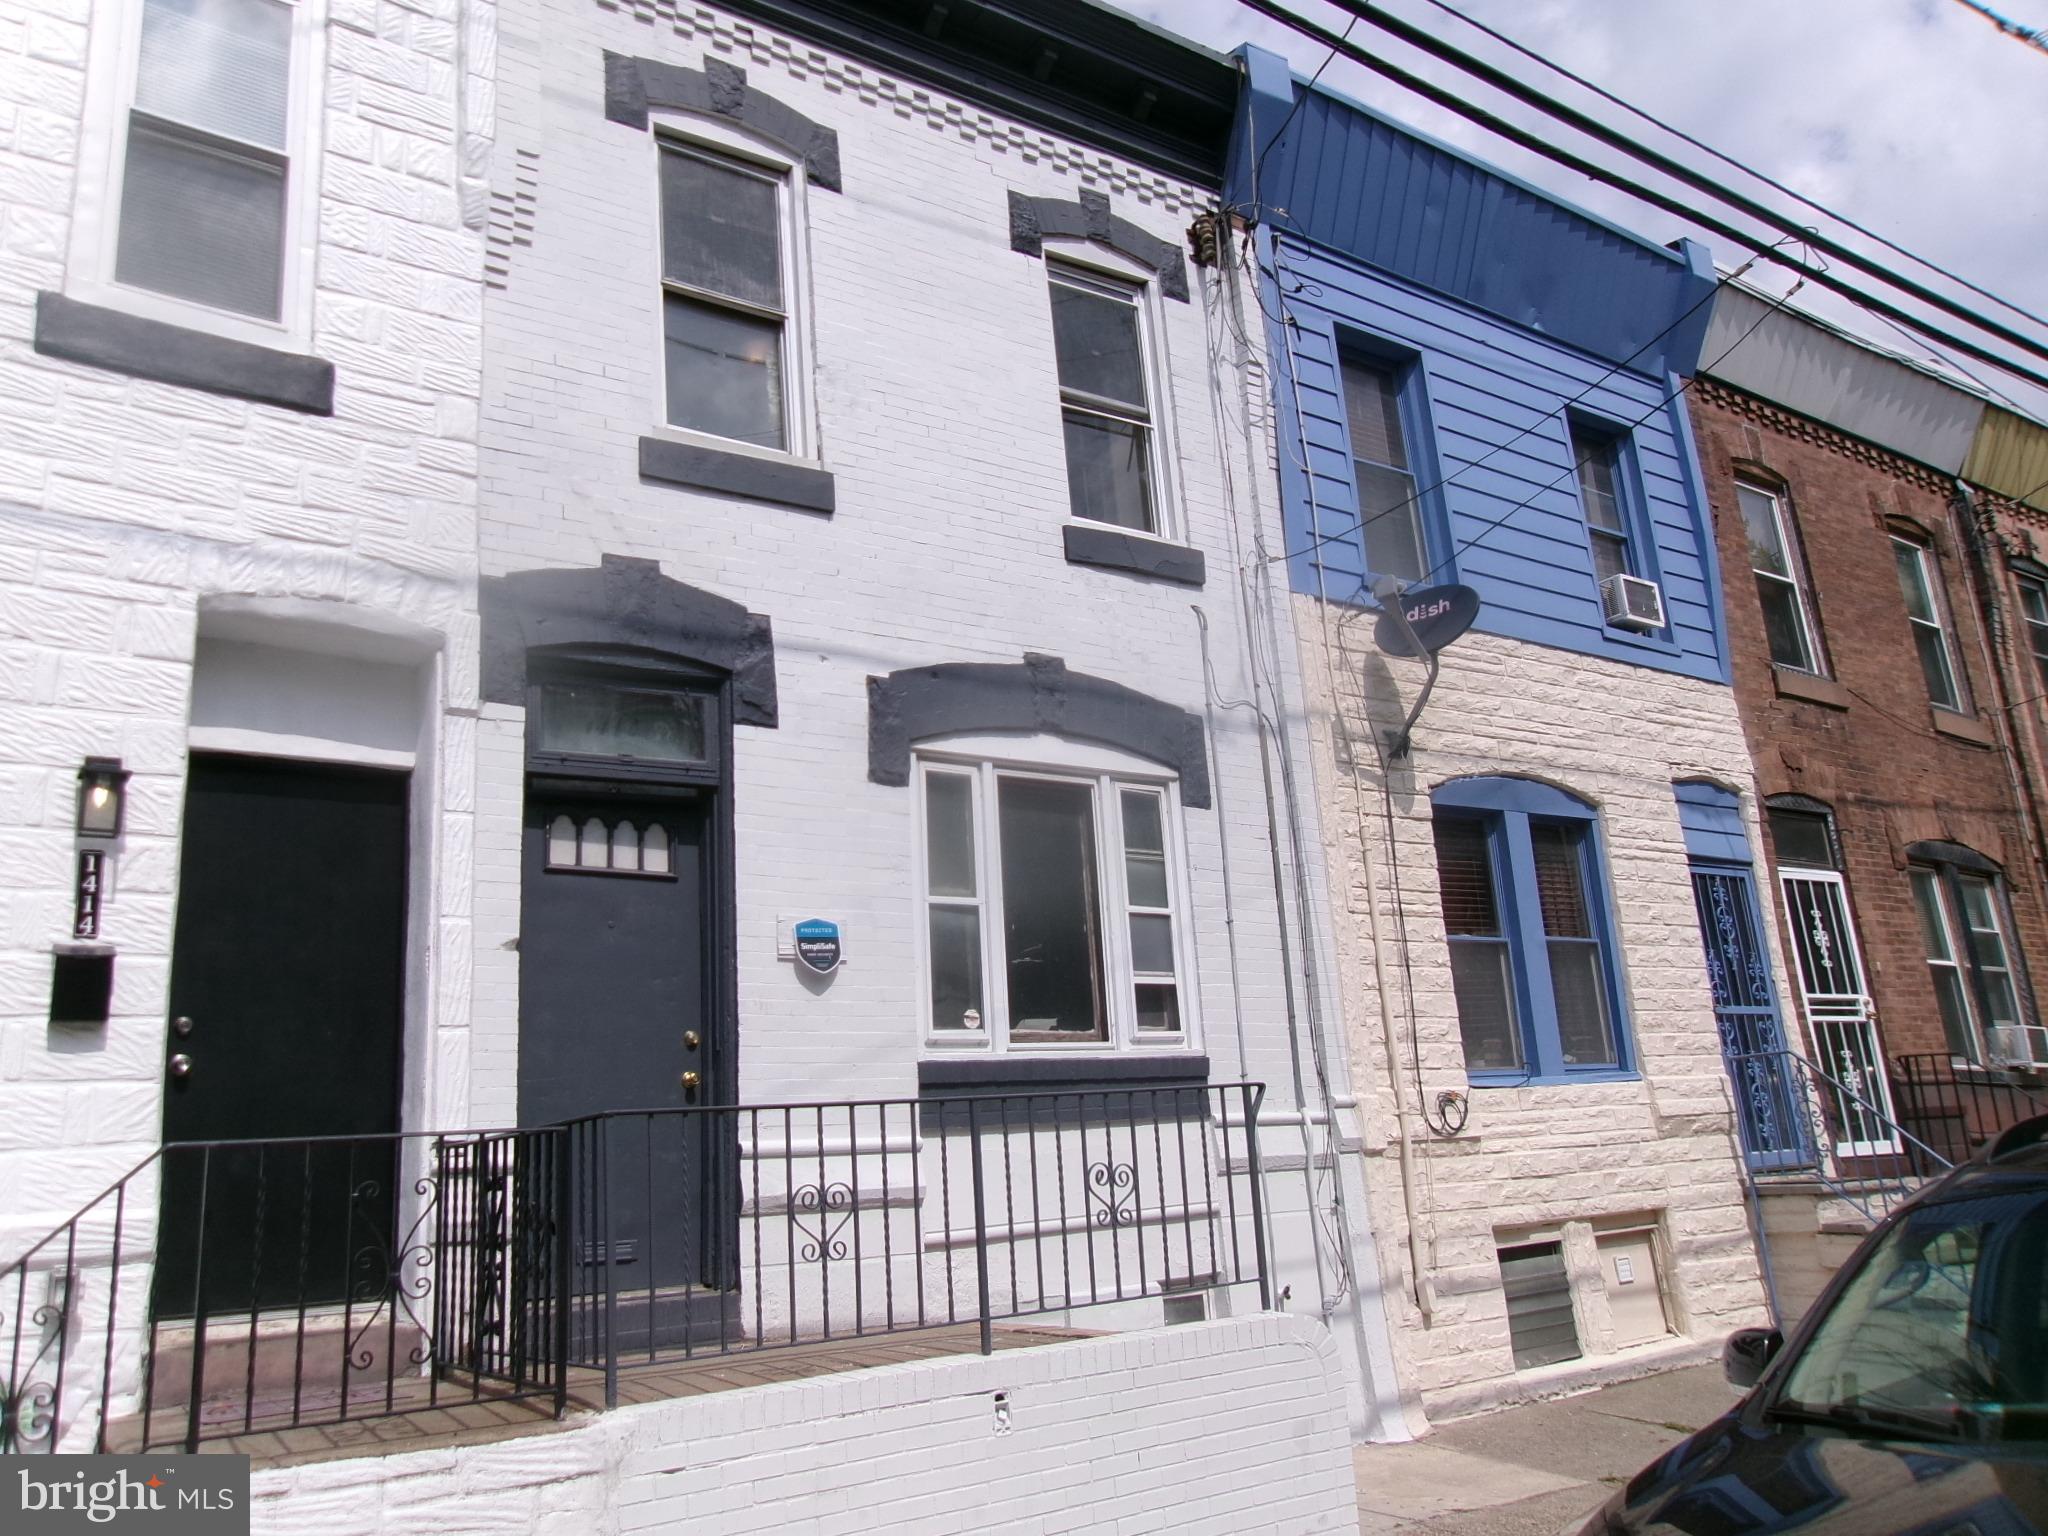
top-left (1909, 858), bottom-right (2036, 1065)
top-left (1735, 481), bottom-right (1822, 674)
top-left (1339, 354), bottom-right (1425, 582)
top-left (1048, 263), bottom-right (1161, 533)
top-left (918, 745), bottom-right (1191, 1050)
top-left (2016, 574), bottom-right (2048, 693)
top-left (1432, 778), bottom-right (1628, 1081)
top-left (1571, 426), bottom-right (1633, 589)
top-left (80, 0), bottom-right (321, 338)
top-left (1892, 535), bottom-right (1965, 711)
top-left (658, 140), bottom-right (795, 451)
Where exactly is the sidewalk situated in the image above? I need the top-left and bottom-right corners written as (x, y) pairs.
top-left (1354, 1363), bottom-right (1742, 1536)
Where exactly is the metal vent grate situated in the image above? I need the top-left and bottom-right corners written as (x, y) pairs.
top-left (1498, 1241), bottom-right (1581, 1369)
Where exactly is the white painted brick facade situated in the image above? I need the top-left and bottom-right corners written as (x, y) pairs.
top-left (476, 0), bottom-right (1406, 1435)
top-left (1295, 600), bottom-right (1779, 1417)
top-left (249, 1315), bottom-right (1358, 1534)
top-left (0, 0), bottom-right (489, 1241)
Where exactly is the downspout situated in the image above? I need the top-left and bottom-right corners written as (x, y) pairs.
top-left (1954, 480), bottom-right (2048, 899)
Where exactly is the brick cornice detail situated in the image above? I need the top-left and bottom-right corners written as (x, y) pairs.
top-left (1693, 377), bottom-right (1952, 496)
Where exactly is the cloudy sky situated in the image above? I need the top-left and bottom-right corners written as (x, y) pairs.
top-left (1110, 0), bottom-right (2048, 406)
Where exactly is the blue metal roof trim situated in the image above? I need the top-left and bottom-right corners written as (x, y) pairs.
top-left (1226, 46), bottom-right (1715, 380)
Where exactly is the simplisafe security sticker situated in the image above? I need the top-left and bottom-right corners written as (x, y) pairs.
top-left (9, 1456), bottom-right (250, 1535)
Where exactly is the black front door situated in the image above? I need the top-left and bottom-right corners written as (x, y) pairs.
top-left (155, 755), bottom-right (410, 1317)
top-left (519, 794), bottom-right (716, 1312)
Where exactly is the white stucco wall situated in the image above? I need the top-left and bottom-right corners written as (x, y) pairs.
top-left (1294, 599), bottom-right (1780, 1417)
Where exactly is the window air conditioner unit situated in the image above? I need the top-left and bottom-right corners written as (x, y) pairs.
top-left (1602, 573), bottom-right (1666, 630)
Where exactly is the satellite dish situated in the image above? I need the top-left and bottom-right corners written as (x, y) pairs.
top-left (1374, 583), bottom-right (1480, 657)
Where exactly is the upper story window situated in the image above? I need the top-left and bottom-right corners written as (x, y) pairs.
top-left (2016, 574), bottom-right (2048, 693)
top-left (1571, 426), bottom-right (1634, 589)
top-left (73, 0), bottom-right (325, 344)
top-left (1339, 353), bottom-right (1425, 582)
top-left (1735, 481), bottom-right (1823, 674)
top-left (1048, 261), bottom-right (1164, 534)
top-left (1908, 854), bottom-right (2035, 1066)
top-left (658, 139), bottom-right (802, 452)
top-left (1891, 535), bottom-right (1965, 712)
top-left (918, 740), bottom-right (1192, 1052)
top-left (1431, 777), bottom-right (1630, 1083)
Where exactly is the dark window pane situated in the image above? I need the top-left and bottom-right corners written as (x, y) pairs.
top-left (1591, 531), bottom-right (1629, 588)
top-left (998, 778), bottom-right (1106, 1040)
top-left (1062, 409), bottom-right (1154, 531)
top-left (1768, 808), bottom-right (1837, 870)
top-left (1572, 431), bottom-right (1625, 532)
top-left (1357, 461), bottom-right (1424, 580)
top-left (1912, 623), bottom-right (1961, 710)
top-left (1049, 279), bottom-right (1146, 410)
top-left (1122, 789), bottom-right (1169, 908)
top-left (116, 119), bottom-right (284, 319)
top-left (1529, 822), bottom-right (1591, 939)
top-left (1434, 818), bottom-right (1501, 936)
top-left (1450, 941), bottom-right (1521, 1070)
top-left (1135, 983), bottom-right (1180, 1033)
top-left (929, 906), bottom-right (983, 1032)
top-left (1129, 913), bottom-right (1174, 975)
top-left (925, 772), bottom-right (976, 898)
top-left (536, 684), bottom-right (705, 762)
top-left (1340, 357), bottom-right (1407, 470)
top-left (659, 148), bottom-right (782, 310)
top-left (1756, 577), bottom-right (1814, 671)
top-left (663, 293), bottom-right (785, 448)
top-left (1550, 941), bottom-right (1616, 1065)
top-left (1894, 539), bottom-right (1939, 623)
top-left (1738, 483), bottom-right (1792, 578)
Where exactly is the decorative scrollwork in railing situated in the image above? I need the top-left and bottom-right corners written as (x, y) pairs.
top-left (346, 1174), bottom-right (443, 1373)
top-left (791, 1183), bottom-right (854, 1263)
top-left (1087, 1162), bottom-right (1138, 1229)
top-left (1, 1294), bottom-right (64, 1453)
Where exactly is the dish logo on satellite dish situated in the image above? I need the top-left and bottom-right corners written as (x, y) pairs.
top-left (1374, 583), bottom-right (1481, 658)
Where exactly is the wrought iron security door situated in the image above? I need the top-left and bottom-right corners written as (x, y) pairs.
top-left (1779, 870), bottom-right (1899, 1155)
top-left (1690, 866), bottom-right (1813, 1171)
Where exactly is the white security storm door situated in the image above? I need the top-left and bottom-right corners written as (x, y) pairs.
top-left (1779, 870), bottom-right (1900, 1156)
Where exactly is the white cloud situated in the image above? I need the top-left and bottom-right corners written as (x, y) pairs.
top-left (1110, 0), bottom-right (2048, 404)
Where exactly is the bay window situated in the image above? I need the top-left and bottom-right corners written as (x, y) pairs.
top-left (918, 746), bottom-right (1190, 1051)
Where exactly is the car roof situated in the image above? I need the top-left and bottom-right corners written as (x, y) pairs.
top-left (1911, 1113), bottom-right (2048, 1205)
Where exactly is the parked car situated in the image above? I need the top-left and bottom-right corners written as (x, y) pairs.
top-left (1580, 1115), bottom-right (2048, 1534)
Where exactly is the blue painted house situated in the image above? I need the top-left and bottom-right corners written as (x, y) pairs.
top-left (1226, 46), bottom-right (1786, 1413)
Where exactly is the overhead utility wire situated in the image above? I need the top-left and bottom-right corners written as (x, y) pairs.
top-left (1314, 0), bottom-right (2048, 363)
top-left (1949, 0), bottom-right (2048, 56)
top-left (1412, 0), bottom-right (2048, 334)
top-left (1228, 0), bottom-right (2048, 395)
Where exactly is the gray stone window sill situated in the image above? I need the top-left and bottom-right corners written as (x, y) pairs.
top-left (638, 435), bottom-right (835, 514)
top-left (34, 291), bottom-right (334, 415)
top-left (1062, 522), bottom-right (1205, 586)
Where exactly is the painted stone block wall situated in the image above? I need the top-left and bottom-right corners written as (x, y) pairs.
top-left (1692, 384), bottom-right (2048, 1067)
top-left (0, 0), bottom-right (492, 1249)
top-left (1294, 595), bottom-right (1775, 1415)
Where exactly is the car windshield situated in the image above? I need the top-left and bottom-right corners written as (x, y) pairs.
top-left (1776, 1184), bottom-right (2048, 1442)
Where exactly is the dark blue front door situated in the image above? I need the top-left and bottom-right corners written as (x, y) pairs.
top-left (1690, 865), bottom-right (1816, 1172)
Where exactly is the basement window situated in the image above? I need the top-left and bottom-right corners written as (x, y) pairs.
top-left (1498, 1241), bottom-right (1582, 1369)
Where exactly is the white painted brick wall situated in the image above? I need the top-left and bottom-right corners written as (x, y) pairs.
top-left (249, 1315), bottom-right (1358, 1534)
top-left (0, 0), bottom-right (489, 1237)
top-left (475, 0), bottom-right (1407, 1434)
top-left (1295, 600), bottom-right (1779, 1417)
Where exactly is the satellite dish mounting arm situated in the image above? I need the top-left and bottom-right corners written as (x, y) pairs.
top-left (1373, 576), bottom-right (1439, 761)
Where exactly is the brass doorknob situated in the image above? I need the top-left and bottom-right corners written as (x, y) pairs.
top-left (168, 1054), bottom-right (193, 1078)
top-left (172, 1016), bottom-right (195, 1038)
top-left (680, 1070), bottom-right (700, 1090)
top-left (683, 1030), bottom-right (701, 1050)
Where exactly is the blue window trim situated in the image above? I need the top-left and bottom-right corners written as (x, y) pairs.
top-left (1433, 776), bottom-right (1636, 1085)
top-left (1331, 328), bottom-right (1454, 586)
top-left (1565, 410), bottom-right (1674, 646)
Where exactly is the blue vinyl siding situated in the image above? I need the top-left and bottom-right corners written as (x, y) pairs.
top-left (1266, 230), bottom-right (1729, 680)
top-left (1674, 780), bottom-right (1753, 864)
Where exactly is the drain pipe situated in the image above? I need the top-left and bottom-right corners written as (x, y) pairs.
top-left (1194, 605), bottom-right (1255, 1084)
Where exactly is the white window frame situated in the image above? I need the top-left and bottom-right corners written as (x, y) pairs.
top-left (645, 115), bottom-right (820, 467)
top-left (913, 732), bottom-right (1197, 1055)
top-left (1043, 241), bottom-right (1185, 546)
top-left (1892, 534), bottom-right (1967, 712)
top-left (68, 0), bottom-right (328, 351)
top-left (1735, 479), bottom-right (1824, 676)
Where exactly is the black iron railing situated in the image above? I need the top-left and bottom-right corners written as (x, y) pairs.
top-left (1, 1084), bottom-right (1270, 1454)
top-left (1890, 1053), bottom-right (2048, 1167)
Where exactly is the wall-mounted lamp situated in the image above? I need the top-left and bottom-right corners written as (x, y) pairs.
top-left (75, 757), bottom-right (131, 840)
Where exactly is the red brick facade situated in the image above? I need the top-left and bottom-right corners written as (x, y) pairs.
top-left (1691, 382), bottom-right (2048, 1075)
